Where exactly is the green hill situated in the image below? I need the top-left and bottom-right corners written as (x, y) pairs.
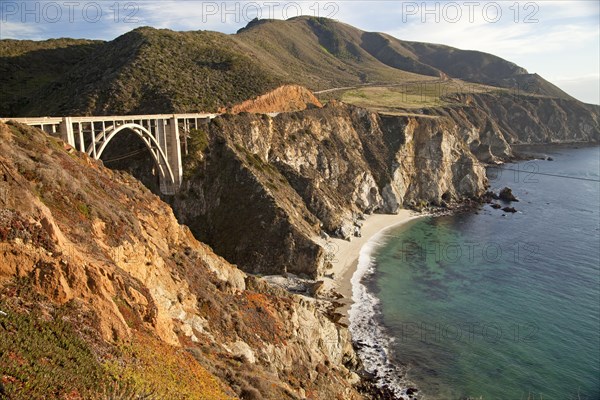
top-left (233, 17), bottom-right (431, 90)
top-left (0, 16), bottom-right (580, 116)
top-left (1, 28), bottom-right (282, 116)
top-left (0, 38), bottom-right (99, 116)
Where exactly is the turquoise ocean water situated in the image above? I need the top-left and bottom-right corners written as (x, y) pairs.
top-left (350, 145), bottom-right (600, 399)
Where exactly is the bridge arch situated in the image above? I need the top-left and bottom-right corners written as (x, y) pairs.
top-left (86, 122), bottom-right (176, 189)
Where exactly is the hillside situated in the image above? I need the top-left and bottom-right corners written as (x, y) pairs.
top-left (0, 38), bottom-right (99, 116)
top-left (0, 28), bottom-right (283, 116)
top-left (0, 121), bottom-right (367, 399)
top-left (233, 17), bottom-right (431, 90)
top-left (357, 32), bottom-right (573, 99)
top-left (0, 17), bottom-right (584, 117)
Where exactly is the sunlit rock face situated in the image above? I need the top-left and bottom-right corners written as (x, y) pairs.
top-left (170, 102), bottom-right (489, 278)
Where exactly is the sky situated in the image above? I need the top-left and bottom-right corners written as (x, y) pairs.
top-left (1, 0), bottom-right (599, 104)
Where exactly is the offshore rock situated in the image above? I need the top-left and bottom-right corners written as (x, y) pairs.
top-left (499, 187), bottom-right (519, 202)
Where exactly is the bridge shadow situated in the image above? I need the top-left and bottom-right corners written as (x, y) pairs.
top-left (99, 128), bottom-right (161, 195)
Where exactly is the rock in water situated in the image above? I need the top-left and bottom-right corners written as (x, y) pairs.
top-left (484, 191), bottom-right (500, 201)
top-left (499, 187), bottom-right (519, 202)
top-left (491, 203), bottom-right (502, 209)
top-left (502, 206), bottom-right (517, 213)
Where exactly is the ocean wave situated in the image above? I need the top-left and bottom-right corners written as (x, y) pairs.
top-left (349, 228), bottom-right (418, 399)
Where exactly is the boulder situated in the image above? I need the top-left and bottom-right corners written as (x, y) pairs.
top-left (308, 280), bottom-right (325, 297)
top-left (484, 190), bottom-right (500, 201)
top-left (499, 187), bottom-right (519, 202)
top-left (227, 340), bottom-right (256, 364)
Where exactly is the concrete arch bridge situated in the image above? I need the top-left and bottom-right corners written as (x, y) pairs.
top-left (0, 113), bottom-right (218, 194)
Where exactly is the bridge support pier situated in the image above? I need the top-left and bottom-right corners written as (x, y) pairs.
top-left (59, 117), bottom-right (74, 147)
top-left (155, 118), bottom-right (183, 195)
top-left (166, 118), bottom-right (183, 193)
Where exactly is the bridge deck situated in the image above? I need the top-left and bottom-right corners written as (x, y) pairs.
top-left (0, 113), bottom-right (220, 125)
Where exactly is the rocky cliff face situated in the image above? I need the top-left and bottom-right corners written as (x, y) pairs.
top-left (454, 93), bottom-right (600, 144)
top-left (383, 93), bottom-right (600, 184)
top-left (0, 121), bottom-right (362, 399)
top-left (402, 93), bottom-right (600, 163)
top-left (168, 90), bottom-right (600, 280)
top-left (228, 84), bottom-right (323, 114)
top-left (169, 102), bottom-right (488, 278)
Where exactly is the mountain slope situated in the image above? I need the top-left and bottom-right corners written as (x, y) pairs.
top-left (233, 17), bottom-right (433, 90)
top-left (1, 27), bottom-right (283, 116)
top-left (0, 38), bottom-right (99, 116)
top-left (235, 17), bottom-right (574, 99)
top-left (385, 38), bottom-right (574, 99)
top-left (0, 17), bottom-right (585, 117)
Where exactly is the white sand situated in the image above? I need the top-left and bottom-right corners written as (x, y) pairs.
top-left (315, 210), bottom-right (423, 320)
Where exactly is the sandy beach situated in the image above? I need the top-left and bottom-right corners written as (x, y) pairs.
top-left (318, 210), bottom-right (423, 322)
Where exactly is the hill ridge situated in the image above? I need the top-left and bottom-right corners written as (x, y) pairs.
top-left (0, 16), bottom-right (580, 117)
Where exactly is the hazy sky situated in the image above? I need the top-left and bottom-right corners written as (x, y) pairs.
top-left (1, 0), bottom-right (599, 104)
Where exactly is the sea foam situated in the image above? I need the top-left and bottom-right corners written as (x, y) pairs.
top-left (349, 219), bottom-right (420, 399)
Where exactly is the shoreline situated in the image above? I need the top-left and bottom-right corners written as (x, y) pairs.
top-left (324, 210), bottom-right (427, 399)
top-left (319, 210), bottom-right (424, 323)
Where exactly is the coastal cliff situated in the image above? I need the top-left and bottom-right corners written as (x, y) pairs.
top-left (454, 93), bottom-right (600, 143)
top-left (168, 86), bottom-right (599, 280)
top-left (0, 121), bottom-right (363, 399)
top-left (425, 92), bottom-right (600, 162)
top-left (169, 102), bottom-right (487, 278)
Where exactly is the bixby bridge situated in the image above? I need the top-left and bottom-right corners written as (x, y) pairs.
top-left (0, 113), bottom-right (219, 194)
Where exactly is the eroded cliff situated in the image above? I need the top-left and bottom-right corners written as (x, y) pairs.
top-left (0, 121), bottom-right (363, 399)
top-left (420, 92), bottom-right (600, 162)
top-left (169, 89), bottom-right (599, 280)
top-left (451, 92), bottom-right (600, 144)
top-left (170, 102), bottom-right (487, 278)
top-left (228, 84), bottom-right (323, 114)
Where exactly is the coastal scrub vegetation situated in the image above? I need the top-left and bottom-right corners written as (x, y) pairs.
top-left (1, 28), bottom-right (282, 116)
top-left (306, 17), bottom-right (362, 61)
top-left (0, 279), bottom-right (233, 399)
top-left (1, 16), bottom-right (575, 117)
top-left (183, 128), bottom-right (210, 179)
top-left (0, 38), bottom-right (99, 116)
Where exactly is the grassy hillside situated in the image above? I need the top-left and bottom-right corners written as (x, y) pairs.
top-left (233, 17), bottom-right (433, 90)
top-left (387, 39), bottom-right (574, 99)
top-left (0, 16), bottom-right (579, 117)
top-left (0, 38), bottom-right (99, 116)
